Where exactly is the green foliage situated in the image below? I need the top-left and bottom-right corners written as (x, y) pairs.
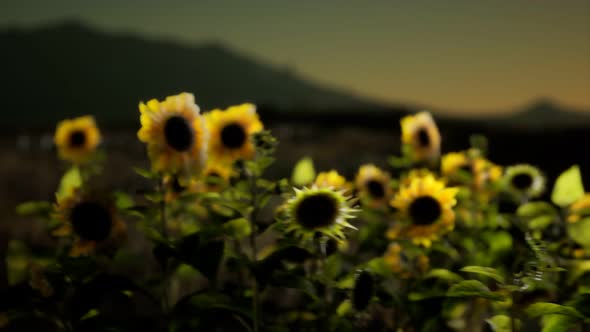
top-left (446, 280), bottom-right (505, 301)
top-left (291, 157), bottom-right (316, 186)
top-left (460, 266), bottom-right (505, 284)
top-left (551, 165), bottom-right (585, 207)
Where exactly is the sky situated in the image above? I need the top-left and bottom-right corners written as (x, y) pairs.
top-left (1, 0), bottom-right (589, 115)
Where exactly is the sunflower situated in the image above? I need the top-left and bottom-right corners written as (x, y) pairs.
top-left (137, 92), bottom-right (208, 175)
top-left (284, 186), bottom-right (357, 241)
top-left (205, 103), bottom-right (263, 163)
top-left (473, 157), bottom-right (503, 190)
top-left (383, 243), bottom-right (407, 274)
top-left (53, 189), bottom-right (126, 256)
top-left (503, 164), bottom-right (545, 199)
top-left (391, 175), bottom-right (458, 247)
top-left (567, 194), bottom-right (590, 223)
top-left (441, 152), bottom-right (471, 176)
top-left (54, 115), bottom-right (101, 163)
top-left (400, 111), bottom-right (441, 163)
top-left (400, 168), bottom-right (434, 188)
top-left (314, 170), bottom-right (352, 193)
top-left (355, 164), bottom-right (392, 208)
top-left (198, 161), bottom-right (233, 193)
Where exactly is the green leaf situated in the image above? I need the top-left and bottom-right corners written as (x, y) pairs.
top-left (446, 280), bottom-right (504, 301)
top-left (291, 157), bottom-right (315, 186)
top-left (528, 215), bottom-right (555, 230)
top-left (336, 299), bottom-right (352, 317)
top-left (525, 302), bottom-right (584, 320)
top-left (56, 166), bottom-right (82, 201)
top-left (461, 266), bottom-right (505, 284)
top-left (517, 202), bottom-right (557, 218)
top-left (551, 165), bottom-right (585, 207)
top-left (541, 315), bottom-right (578, 332)
top-left (15, 201), bottom-right (52, 216)
top-left (486, 315), bottom-right (519, 332)
top-left (424, 269), bottom-right (464, 283)
top-left (223, 218), bottom-right (251, 239)
top-left (568, 218), bottom-right (590, 247)
top-left (113, 191), bottom-right (134, 210)
top-left (133, 167), bottom-right (158, 179)
top-left (177, 234), bottom-right (225, 281)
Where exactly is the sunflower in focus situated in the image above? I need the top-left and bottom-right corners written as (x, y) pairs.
top-left (314, 170), bottom-right (351, 193)
top-left (284, 186), bottom-right (357, 241)
top-left (355, 164), bottom-right (392, 209)
top-left (400, 111), bottom-right (441, 163)
top-left (567, 194), bottom-right (590, 223)
top-left (137, 92), bottom-right (208, 175)
top-left (54, 116), bottom-right (101, 163)
top-left (206, 103), bottom-right (263, 163)
top-left (503, 164), bottom-right (545, 199)
top-left (53, 189), bottom-right (126, 256)
top-left (391, 175), bottom-right (458, 247)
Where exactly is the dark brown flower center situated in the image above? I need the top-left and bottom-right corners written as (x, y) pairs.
top-left (366, 180), bottom-right (385, 199)
top-left (511, 173), bottom-right (533, 190)
top-left (69, 130), bottom-right (87, 148)
top-left (295, 193), bottom-right (338, 229)
top-left (408, 196), bottom-right (441, 225)
top-left (71, 201), bottom-right (113, 241)
top-left (416, 128), bottom-right (430, 147)
top-left (220, 123), bottom-right (247, 149)
top-left (164, 115), bottom-right (194, 152)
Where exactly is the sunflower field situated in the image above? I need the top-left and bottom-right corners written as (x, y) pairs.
top-left (4, 92), bottom-right (590, 331)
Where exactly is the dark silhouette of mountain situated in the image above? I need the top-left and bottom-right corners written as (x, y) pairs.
top-left (487, 99), bottom-right (590, 129)
top-left (0, 21), bottom-right (383, 129)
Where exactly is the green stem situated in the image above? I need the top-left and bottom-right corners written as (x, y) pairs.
top-left (159, 177), bottom-right (170, 314)
top-left (248, 174), bottom-right (260, 332)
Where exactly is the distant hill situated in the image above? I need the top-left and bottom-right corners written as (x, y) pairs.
top-left (483, 99), bottom-right (590, 129)
top-left (0, 21), bottom-right (383, 129)
top-left (1, 21), bottom-right (588, 131)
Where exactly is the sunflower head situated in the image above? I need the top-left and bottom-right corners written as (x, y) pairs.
top-left (441, 152), bottom-right (471, 179)
top-left (314, 170), bottom-right (351, 193)
top-left (391, 175), bottom-right (458, 247)
top-left (53, 189), bottom-right (126, 256)
top-left (400, 111), bottom-right (441, 163)
top-left (355, 164), bottom-right (392, 209)
top-left (137, 92), bottom-right (208, 175)
top-left (284, 186), bottom-right (357, 242)
top-left (54, 116), bottom-right (101, 164)
top-left (198, 161), bottom-right (234, 192)
top-left (503, 164), bottom-right (545, 199)
top-left (205, 103), bottom-right (264, 163)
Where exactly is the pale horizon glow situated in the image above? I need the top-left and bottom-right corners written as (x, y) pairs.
top-left (1, 0), bottom-right (589, 114)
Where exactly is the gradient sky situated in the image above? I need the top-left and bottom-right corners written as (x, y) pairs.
top-left (1, 0), bottom-right (589, 115)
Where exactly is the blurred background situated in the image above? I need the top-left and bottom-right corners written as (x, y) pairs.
top-left (0, 0), bottom-right (589, 249)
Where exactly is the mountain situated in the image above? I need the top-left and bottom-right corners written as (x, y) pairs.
top-left (0, 21), bottom-right (383, 129)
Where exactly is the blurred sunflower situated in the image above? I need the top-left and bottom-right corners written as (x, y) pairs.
top-left (567, 194), bottom-right (590, 223)
top-left (383, 242), bottom-right (407, 274)
top-left (54, 115), bottom-right (101, 163)
top-left (284, 186), bottom-right (357, 241)
top-left (53, 189), bottom-right (126, 256)
top-left (400, 111), bottom-right (441, 163)
top-left (355, 164), bottom-right (392, 208)
top-left (391, 175), bottom-right (458, 247)
top-left (314, 170), bottom-right (351, 193)
top-left (205, 103), bottom-right (263, 163)
top-left (198, 161), bottom-right (233, 192)
top-left (473, 157), bottom-right (503, 190)
top-left (441, 152), bottom-right (471, 177)
top-left (137, 92), bottom-right (208, 175)
top-left (503, 164), bottom-right (545, 199)
top-left (400, 168), bottom-right (434, 188)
